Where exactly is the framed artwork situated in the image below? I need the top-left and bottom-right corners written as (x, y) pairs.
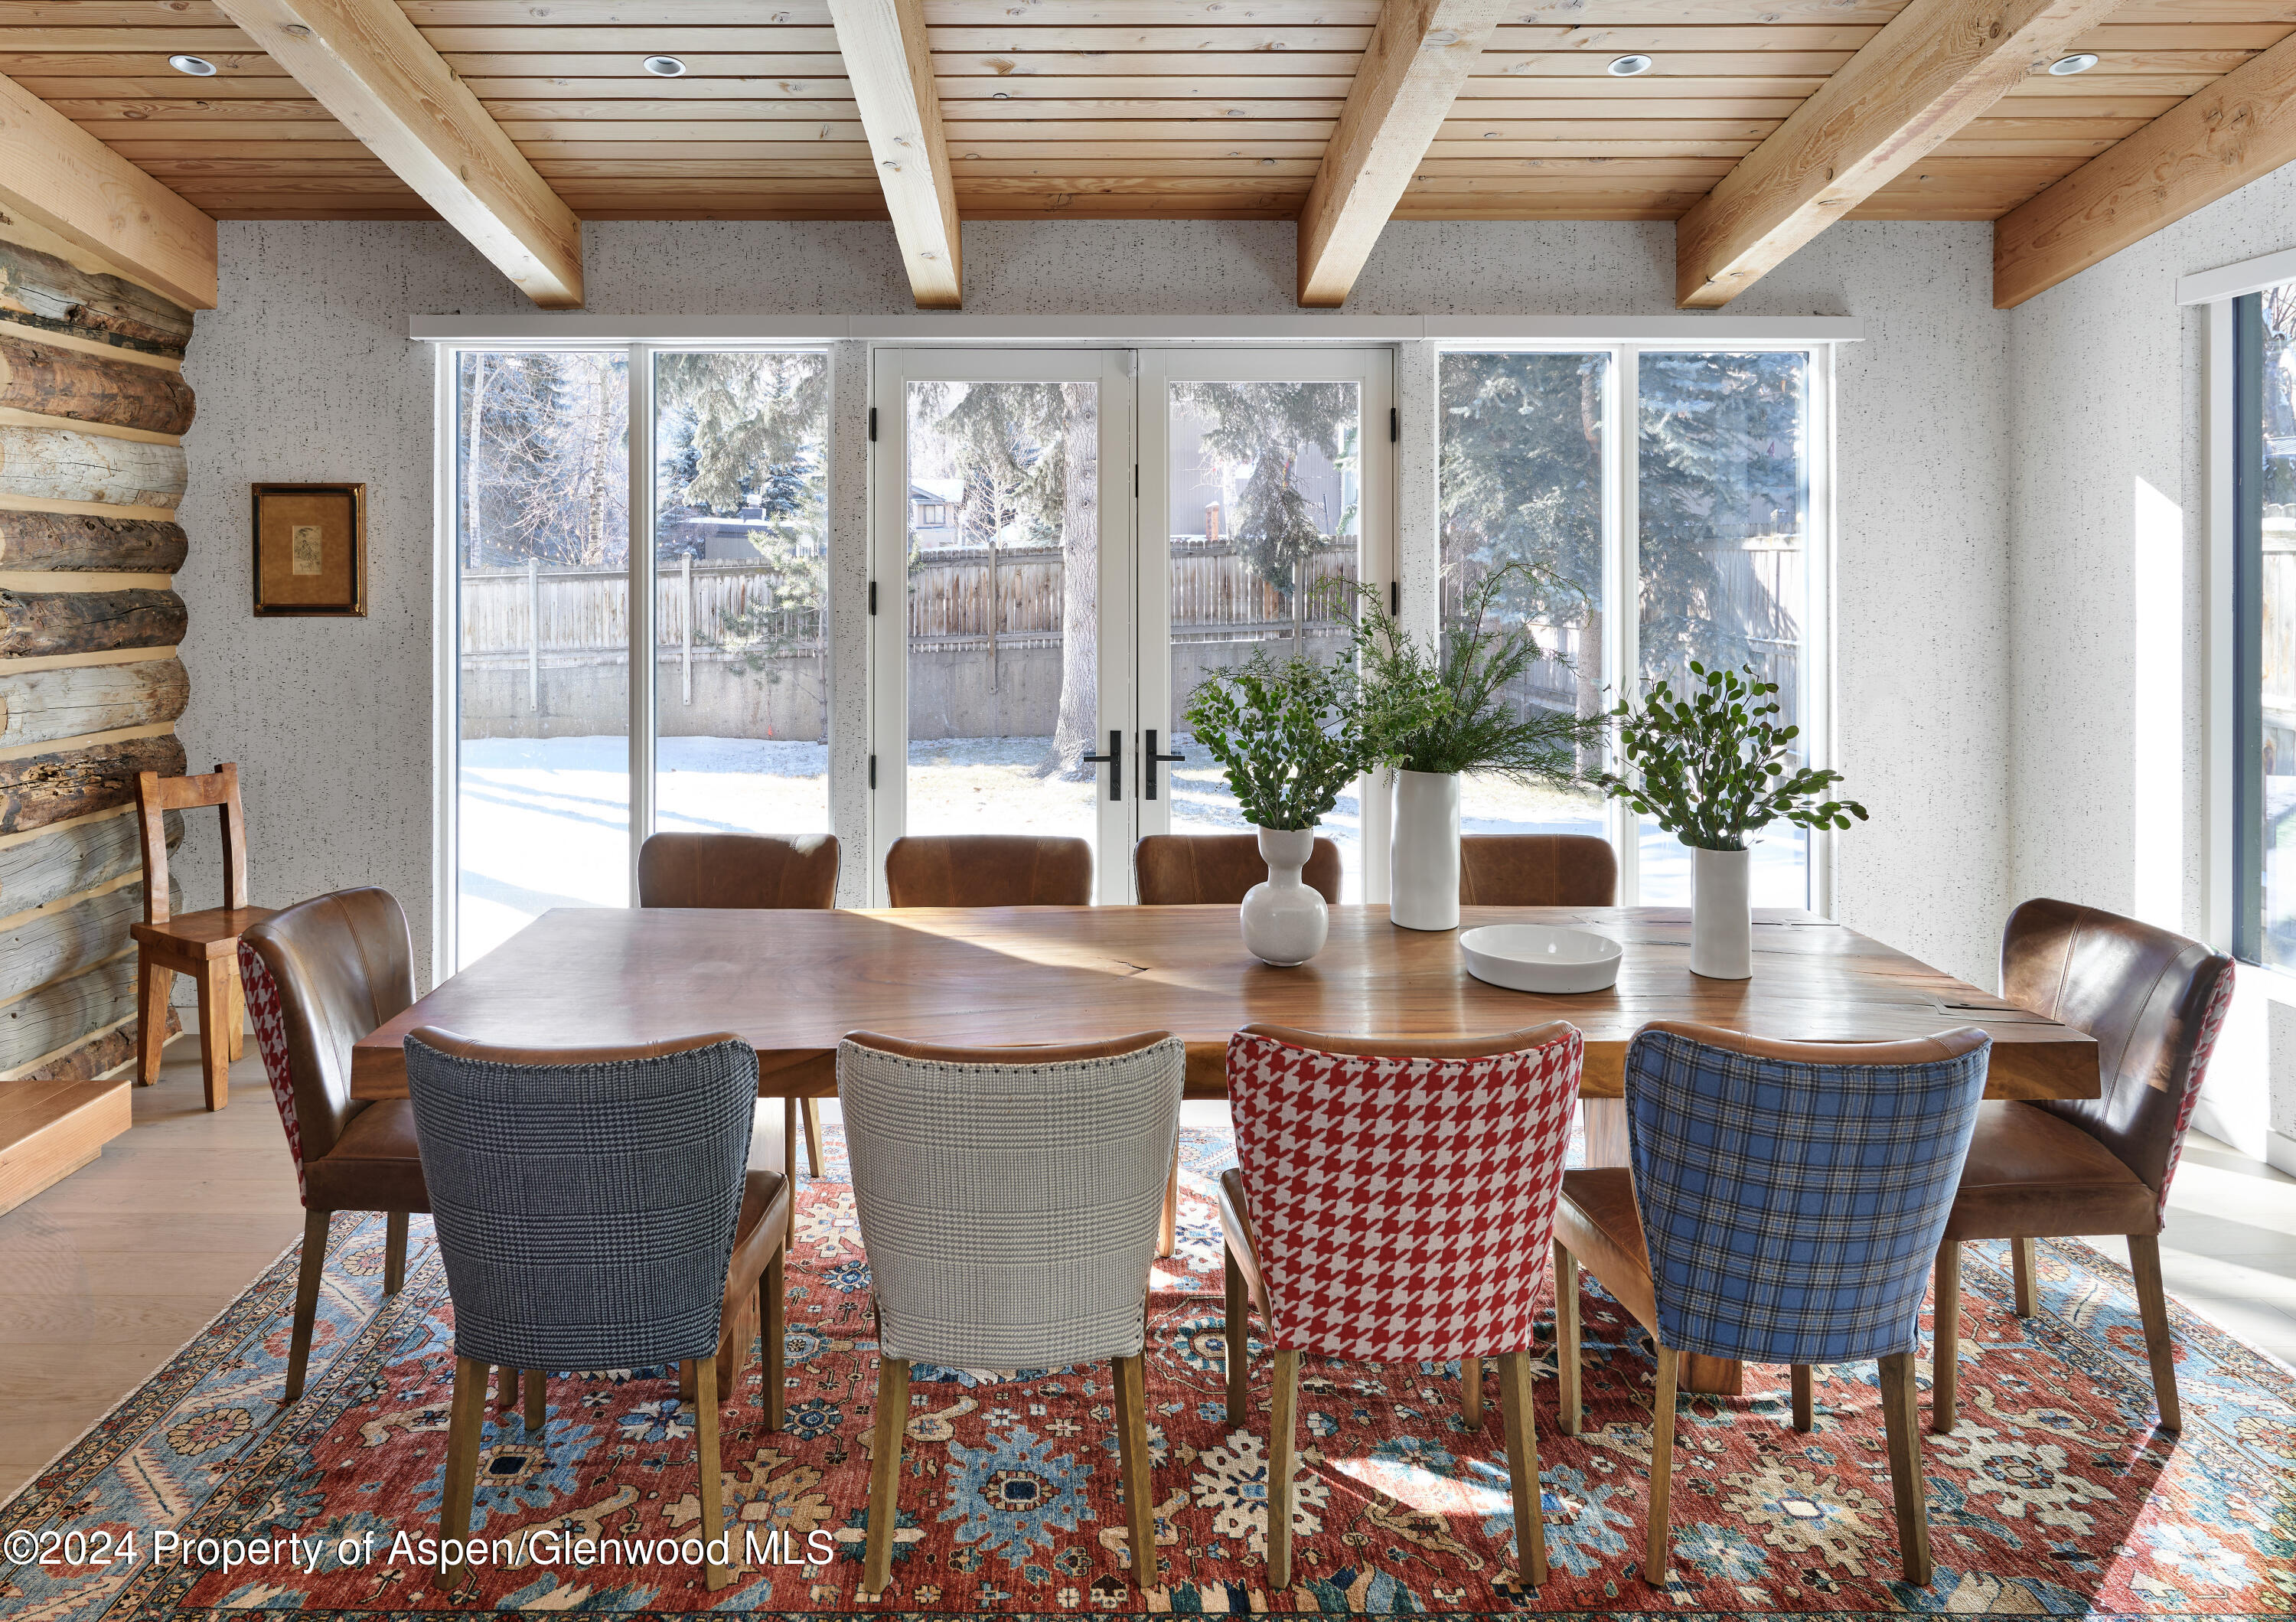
top-left (252, 482), bottom-right (366, 616)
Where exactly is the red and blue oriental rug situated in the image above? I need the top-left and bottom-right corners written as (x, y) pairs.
top-left (4, 1126), bottom-right (2294, 1618)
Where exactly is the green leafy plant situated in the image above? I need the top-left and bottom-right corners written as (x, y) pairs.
top-left (1340, 563), bottom-right (1604, 781)
top-left (1599, 661), bottom-right (1867, 850)
top-left (1182, 653), bottom-right (1362, 832)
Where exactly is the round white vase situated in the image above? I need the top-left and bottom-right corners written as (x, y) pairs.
top-left (1689, 844), bottom-right (1752, 980)
top-left (1390, 769), bottom-right (1463, 932)
top-left (1241, 825), bottom-right (1329, 967)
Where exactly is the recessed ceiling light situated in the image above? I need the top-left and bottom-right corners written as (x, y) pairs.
top-left (1606, 54), bottom-right (1655, 77)
top-left (168, 53), bottom-right (218, 76)
top-left (2047, 51), bottom-right (2099, 75)
top-left (641, 54), bottom-right (688, 77)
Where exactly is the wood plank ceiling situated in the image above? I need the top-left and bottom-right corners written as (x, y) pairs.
top-left (0, 0), bottom-right (2289, 229)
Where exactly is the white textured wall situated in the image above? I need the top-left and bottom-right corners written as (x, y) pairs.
top-left (2005, 163), bottom-right (2296, 1161)
top-left (175, 216), bottom-right (2013, 994)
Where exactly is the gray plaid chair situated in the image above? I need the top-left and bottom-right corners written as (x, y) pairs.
top-left (406, 1026), bottom-right (788, 1591)
top-left (1551, 1020), bottom-right (1991, 1588)
top-left (837, 1029), bottom-right (1185, 1595)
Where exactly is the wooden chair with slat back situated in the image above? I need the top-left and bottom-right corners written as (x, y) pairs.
top-left (132, 763), bottom-right (278, 1111)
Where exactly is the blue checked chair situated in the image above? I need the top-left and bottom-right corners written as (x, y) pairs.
top-left (1551, 1021), bottom-right (1991, 1588)
top-left (838, 1029), bottom-right (1185, 1596)
top-left (405, 1026), bottom-right (790, 1591)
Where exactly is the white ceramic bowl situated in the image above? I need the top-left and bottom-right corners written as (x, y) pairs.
top-left (1459, 924), bottom-right (1623, 994)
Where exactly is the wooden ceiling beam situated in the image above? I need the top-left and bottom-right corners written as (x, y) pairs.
top-left (1674, 0), bottom-right (2125, 309)
top-left (1993, 29), bottom-right (2296, 309)
top-left (828, 0), bottom-right (960, 308)
top-left (0, 69), bottom-right (216, 309)
top-left (210, 0), bottom-right (582, 306)
top-left (1296, 0), bottom-right (1512, 308)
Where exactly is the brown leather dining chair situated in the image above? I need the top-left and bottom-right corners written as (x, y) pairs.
top-left (884, 834), bottom-right (1094, 906)
top-left (134, 762), bottom-right (279, 1110)
top-left (1929, 898), bottom-right (2236, 1436)
top-left (1458, 833), bottom-right (1619, 906)
top-left (1134, 832), bottom-right (1342, 905)
top-left (237, 888), bottom-right (426, 1403)
top-left (638, 831), bottom-right (840, 1186)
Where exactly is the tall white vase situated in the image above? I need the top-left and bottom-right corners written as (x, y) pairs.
top-left (1689, 844), bottom-right (1752, 979)
top-left (1391, 769), bottom-right (1463, 932)
top-left (1241, 825), bottom-right (1329, 967)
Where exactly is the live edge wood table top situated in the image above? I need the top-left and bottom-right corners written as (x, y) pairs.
top-left (349, 905), bottom-right (2099, 1103)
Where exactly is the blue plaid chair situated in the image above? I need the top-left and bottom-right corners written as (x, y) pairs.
top-left (1551, 1020), bottom-right (1990, 1588)
top-left (405, 1026), bottom-right (790, 1591)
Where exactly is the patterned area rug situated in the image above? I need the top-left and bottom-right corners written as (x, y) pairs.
top-left (5, 1124), bottom-right (2295, 1619)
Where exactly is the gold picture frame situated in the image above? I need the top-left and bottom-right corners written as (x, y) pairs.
top-left (252, 482), bottom-right (366, 617)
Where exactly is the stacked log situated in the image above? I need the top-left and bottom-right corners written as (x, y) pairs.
top-left (0, 228), bottom-right (191, 1098)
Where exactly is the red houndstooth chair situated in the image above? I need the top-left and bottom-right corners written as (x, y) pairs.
top-left (1220, 1020), bottom-right (1583, 1592)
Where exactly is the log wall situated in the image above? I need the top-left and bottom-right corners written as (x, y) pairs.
top-left (0, 227), bottom-right (192, 1091)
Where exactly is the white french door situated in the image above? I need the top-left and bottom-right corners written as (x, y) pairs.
top-left (866, 346), bottom-right (1394, 904)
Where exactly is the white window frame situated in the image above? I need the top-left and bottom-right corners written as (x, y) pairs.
top-left (1428, 339), bottom-right (1838, 913)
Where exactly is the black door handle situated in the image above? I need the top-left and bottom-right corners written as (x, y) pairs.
top-left (1081, 727), bottom-right (1122, 801)
top-left (1144, 728), bottom-right (1186, 801)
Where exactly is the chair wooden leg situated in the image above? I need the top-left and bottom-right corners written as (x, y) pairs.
top-left (1113, 1351), bottom-right (1156, 1580)
top-left (495, 1366), bottom-right (520, 1415)
top-left (1791, 1364), bottom-right (1814, 1432)
top-left (863, 1355), bottom-right (910, 1594)
top-left (1931, 1240), bottom-right (1961, 1434)
top-left (762, 1246), bottom-right (787, 1429)
top-left (2011, 1236), bottom-right (2038, 1316)
top-left (1878, 1349), bottom-right (1934, 1584)
top-left (2128, 1232), bottom-right (2183, 1431)
top-left (194, 961), bottom-right (231, 1111)
top-left (523, 1369), bottom-right (546, 1432)
top-left (439, 1356), bottom-right (489, 1581)
top-left (688, 1354), bottom-right (728, 1589)
top-left (783, 1098), bottom-right (801, 1246)
top-left (1267, 1347), bottom-right (1300, 1592)
top-left (1463, 1355), bottom-right (1484, 1428)
top-left (1496, 1349), bottom-right (1548, 1587)
top-left (1222, 1245), bottom-right (1248, 1425)
top-left (282, 1208), bottom-right (329, 1403)
top-left (1645, 1346), bottom-right (1678, 1586)
top-left (801, 1097), bottom-right (824, 1178)
top-left (1555, 1241), bottom-right (1582, 1437)
top-left (383, 1211), bottom-right (409, 1295)
top-left (1156, 1143), bottom-right (1179, 1260)
top-left (135, 953), bottom-right (171, 1086)
top-left (224, 955), bottom-right (246, 1060)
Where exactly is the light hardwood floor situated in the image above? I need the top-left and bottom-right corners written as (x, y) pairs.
top-left (2, 1079), bottom-right (2291, 1504)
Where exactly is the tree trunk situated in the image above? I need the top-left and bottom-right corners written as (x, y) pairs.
top-left (1045, 381), bottom-right (1098, 779)
top-left (0, 588), bottom-right (186, 657)
top-left (461, 354), bottom-right (493, 566)
top-left (0, 512), bottom-right (188, 572)
top-left (0, 735), bottom-right (187, 834)
top-left (0, 240), bottom-right (194, 354)
top-left (579, 357), bottom-right (613, 566)
top-left (0, 657), bottom-right (189, 749)
top-left (0, 332), bottom-right (196, 434)
top-left (0, 425), bottom-right (187, 509)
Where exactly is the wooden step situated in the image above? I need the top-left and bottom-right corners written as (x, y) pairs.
top-left (0, 1070), bottom-right (130, 1216)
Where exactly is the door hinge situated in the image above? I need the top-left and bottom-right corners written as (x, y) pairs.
top-left (868, 580), bottom-right (878, 615)
top-left (1390, 406), bottom-right (1399, 443)
top-left (868, 406), bottom-right (878, 442)
top-left (868, 753), bottom-right (877, 790)
top-left (1390, 579), bottom-right (1400, 615)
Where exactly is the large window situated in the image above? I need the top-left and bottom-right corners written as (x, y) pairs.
top-left (449, 347), bottom-right (830, 967)
top-left (2236, 282), bottom-right (2296, 968)
top-left (1440, 347), bottom-right (1822, 907)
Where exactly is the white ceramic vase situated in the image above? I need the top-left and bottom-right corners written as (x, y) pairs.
top-left (1390, 769), bottom-right (1463, 932)
top-left (1689, 844), bottom-right (1752, 979)
top-left (1241, 825), bottom-right (1329, 967)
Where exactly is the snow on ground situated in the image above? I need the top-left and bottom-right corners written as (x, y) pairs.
top-left (457, 734), bottom-right (1805, 966)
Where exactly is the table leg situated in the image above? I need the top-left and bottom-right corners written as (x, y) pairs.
top-left (1582, 1098), bottom-right (1744, 1398)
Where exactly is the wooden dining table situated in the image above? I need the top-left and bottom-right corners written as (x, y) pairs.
top-left (352, 902), bottom-right (2097, 1395)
